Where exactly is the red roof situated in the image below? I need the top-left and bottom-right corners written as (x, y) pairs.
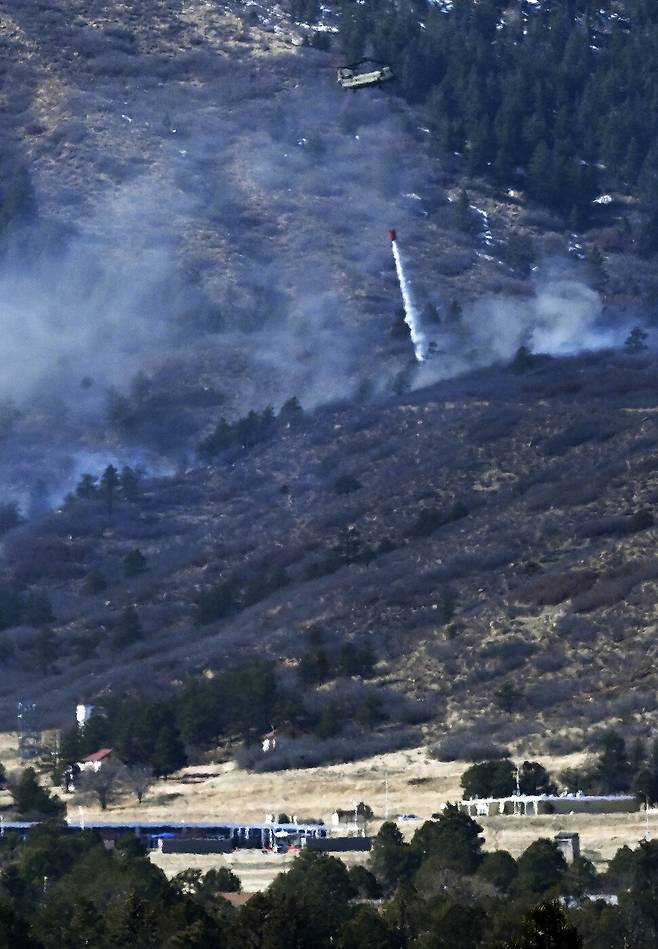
top-left (81, 748), bottom-right (113, 763)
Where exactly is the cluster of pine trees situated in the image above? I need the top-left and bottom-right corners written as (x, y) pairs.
top-left (58, 652), bottom-right (387, 777)
top-left (337, 0), bottom-right (658, 240)
top-left (198, 397), bottom-right (303, 459)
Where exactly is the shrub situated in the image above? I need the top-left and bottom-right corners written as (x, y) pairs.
top-left (333, 474), bottom-right (362, 495)
top-left (111, 606), bottom-right (143, 651)
top-left (0, 502), bottom-right (22, 536)
top-left (235, 729), bottom-right (421, 772)
top-left (494, 681), bottom-right (523, 713)
top-left (124, 549), bottom-right (147, 578)
top-left (84, 569), bottom-right (107, 594)
top-left (10, 767), bottom-right (65, 819)
top-left (408, 501), bottom-right (469, 539)
top-left (570, 561), bottom-right (658, 613)
top-left (542, 419), bottom-right (618, 457)
top-left (22, 591), bottom-right (55, 626)
top-left (467, 407), bottom-right (521, 443)
top-left (476, 851), bottom-right (518, 892)
top-left (432, 733), bottom-right (510, 763)
top-left (517, 570), bottom-right (599, 606)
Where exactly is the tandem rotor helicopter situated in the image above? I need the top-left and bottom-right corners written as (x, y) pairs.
top-left (336, 58), bottom-right (394, 90)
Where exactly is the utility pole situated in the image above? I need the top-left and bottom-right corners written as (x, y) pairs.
top-left (384, 770), bottom-right (389, 819)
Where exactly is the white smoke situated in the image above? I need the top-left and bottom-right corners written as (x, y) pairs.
top-left (464, 275), bottom-right (627, 361)
top-left (410, 265), bottom-right (640, 391)
top-left (391, 239), bottom-right (428, 362)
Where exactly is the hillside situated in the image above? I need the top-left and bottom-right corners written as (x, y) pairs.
top-left (0, 347), bottom-right (656, 753)
top-left (0, 0), bottom-right (655, 762)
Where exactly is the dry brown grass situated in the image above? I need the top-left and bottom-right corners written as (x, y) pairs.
top-left (0, 733), bottom-right (653, 888)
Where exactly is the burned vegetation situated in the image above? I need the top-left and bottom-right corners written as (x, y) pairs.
top-left (0, 346), bottom-right (654, 770)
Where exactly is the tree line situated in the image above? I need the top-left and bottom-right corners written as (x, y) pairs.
top-left (460, 731), bottom-right (658, 803)
top-left (1, 805), bottom-right (658, 946)
top-left (198, 397), bottom-right (304, 460)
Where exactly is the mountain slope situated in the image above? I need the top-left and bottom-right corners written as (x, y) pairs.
top-left (0, 0), bottom-right (656, 759)
top-left (0, 348), bottom-right (656, 756)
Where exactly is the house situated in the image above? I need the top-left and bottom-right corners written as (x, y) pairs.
top-left (78, 748), bottom-right (113, 773)
top-left (261, 730), bottom-right (278, 753)
top-left (260, 723), bottom-right (307, 753)
top-left (555, 831), bottom-right (580, 864)
top-left (63, 748), bottom-right (114, 792)
top-left (331, 808), bottom-right (367, 835)
top-left (76, 704), bottom-right (96, 728)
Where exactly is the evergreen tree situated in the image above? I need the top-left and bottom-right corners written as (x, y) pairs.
top-left (476, 850), bottom-right (518, 892)
top-left (119, 466), bottom-right (140, 502)
top-left (514, 839), bottom-right (567, 897)
top-left (123, 549), bottom-right (147, 578)
top-left (497, 900), bottom-right (582, 949)
top-left (75, 474), bottom-right (98, 500)
top-left (84, 569), bottom-right (107, 595)
top-left (22, 592), bottom-right (54, 626)
top-left (151, 721), bottom-right (187, 777)
top-left (278, 396), bottom-right (304, 427)
top-left (100, 465), bottom-right (119, 514)
top-left (461, 759), bottom-right (516, 798)
top-left (315, 702), bottom-right (341, 739)
top-left (338, 906), bottom-right (397, 949)
top-left (0, 502), bottom-right (22, 536)
top-left (111, 606), bottom-right (143, 651)
top-left (11, 767), bottom-right (65, 818)
top-left (31, 627), bottom-right (58, 675)
top-left (370, 821), bottom-right (416, 893)
top-left (0, 165), bottom-right (38, 233)
top-left (411, 805), bottom-right (484, 875)
top-left (624, 325), bottom-right (649, 354)
top-left (595, 730), bottom-right (632, 792)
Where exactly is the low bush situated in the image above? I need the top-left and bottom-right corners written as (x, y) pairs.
top-left (467, 407), bottom-right (522, 443)
top-left (542, 419), bottom-right (619, 457)
top-left (432, 732), bottom-right (511, 763)
top-left (408, 500), bottom-right (469, 539)
top-left (570, 561), bottom-right (658, 613)
top-left (236, 727), bottom-right (421, 772)
top-left (517, 569), bottom-right (599, 606)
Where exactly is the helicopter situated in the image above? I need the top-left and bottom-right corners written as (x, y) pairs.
top-left (336, 59), bottom-right (394, 90)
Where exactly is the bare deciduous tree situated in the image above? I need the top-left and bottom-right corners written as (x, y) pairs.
top-left (125, 765), bottom-right (154, 804)
top-left (77, 759), bottom-right (127, 810)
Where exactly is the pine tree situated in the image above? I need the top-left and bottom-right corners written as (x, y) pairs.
top-left (119, 466), bottom-right (140, 502)
top-left (123, 549), bottom-right (147, 578)
top-left (75, 473), bottom-right (98, 499)
top-left (100, 465), bottom-right (119, 514)
top-left (112, 606), bottom-right (143, 651)
top-left (151, 721), bottom-right (187, 777)
top-left (0, 164), bottom-right (37, 233)
top-left (11, 767), bottom-right (65, 818)
top-left (595, 730), bottom-right (631, 792)
top-left (31, 627), bottom-right (58, 675)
